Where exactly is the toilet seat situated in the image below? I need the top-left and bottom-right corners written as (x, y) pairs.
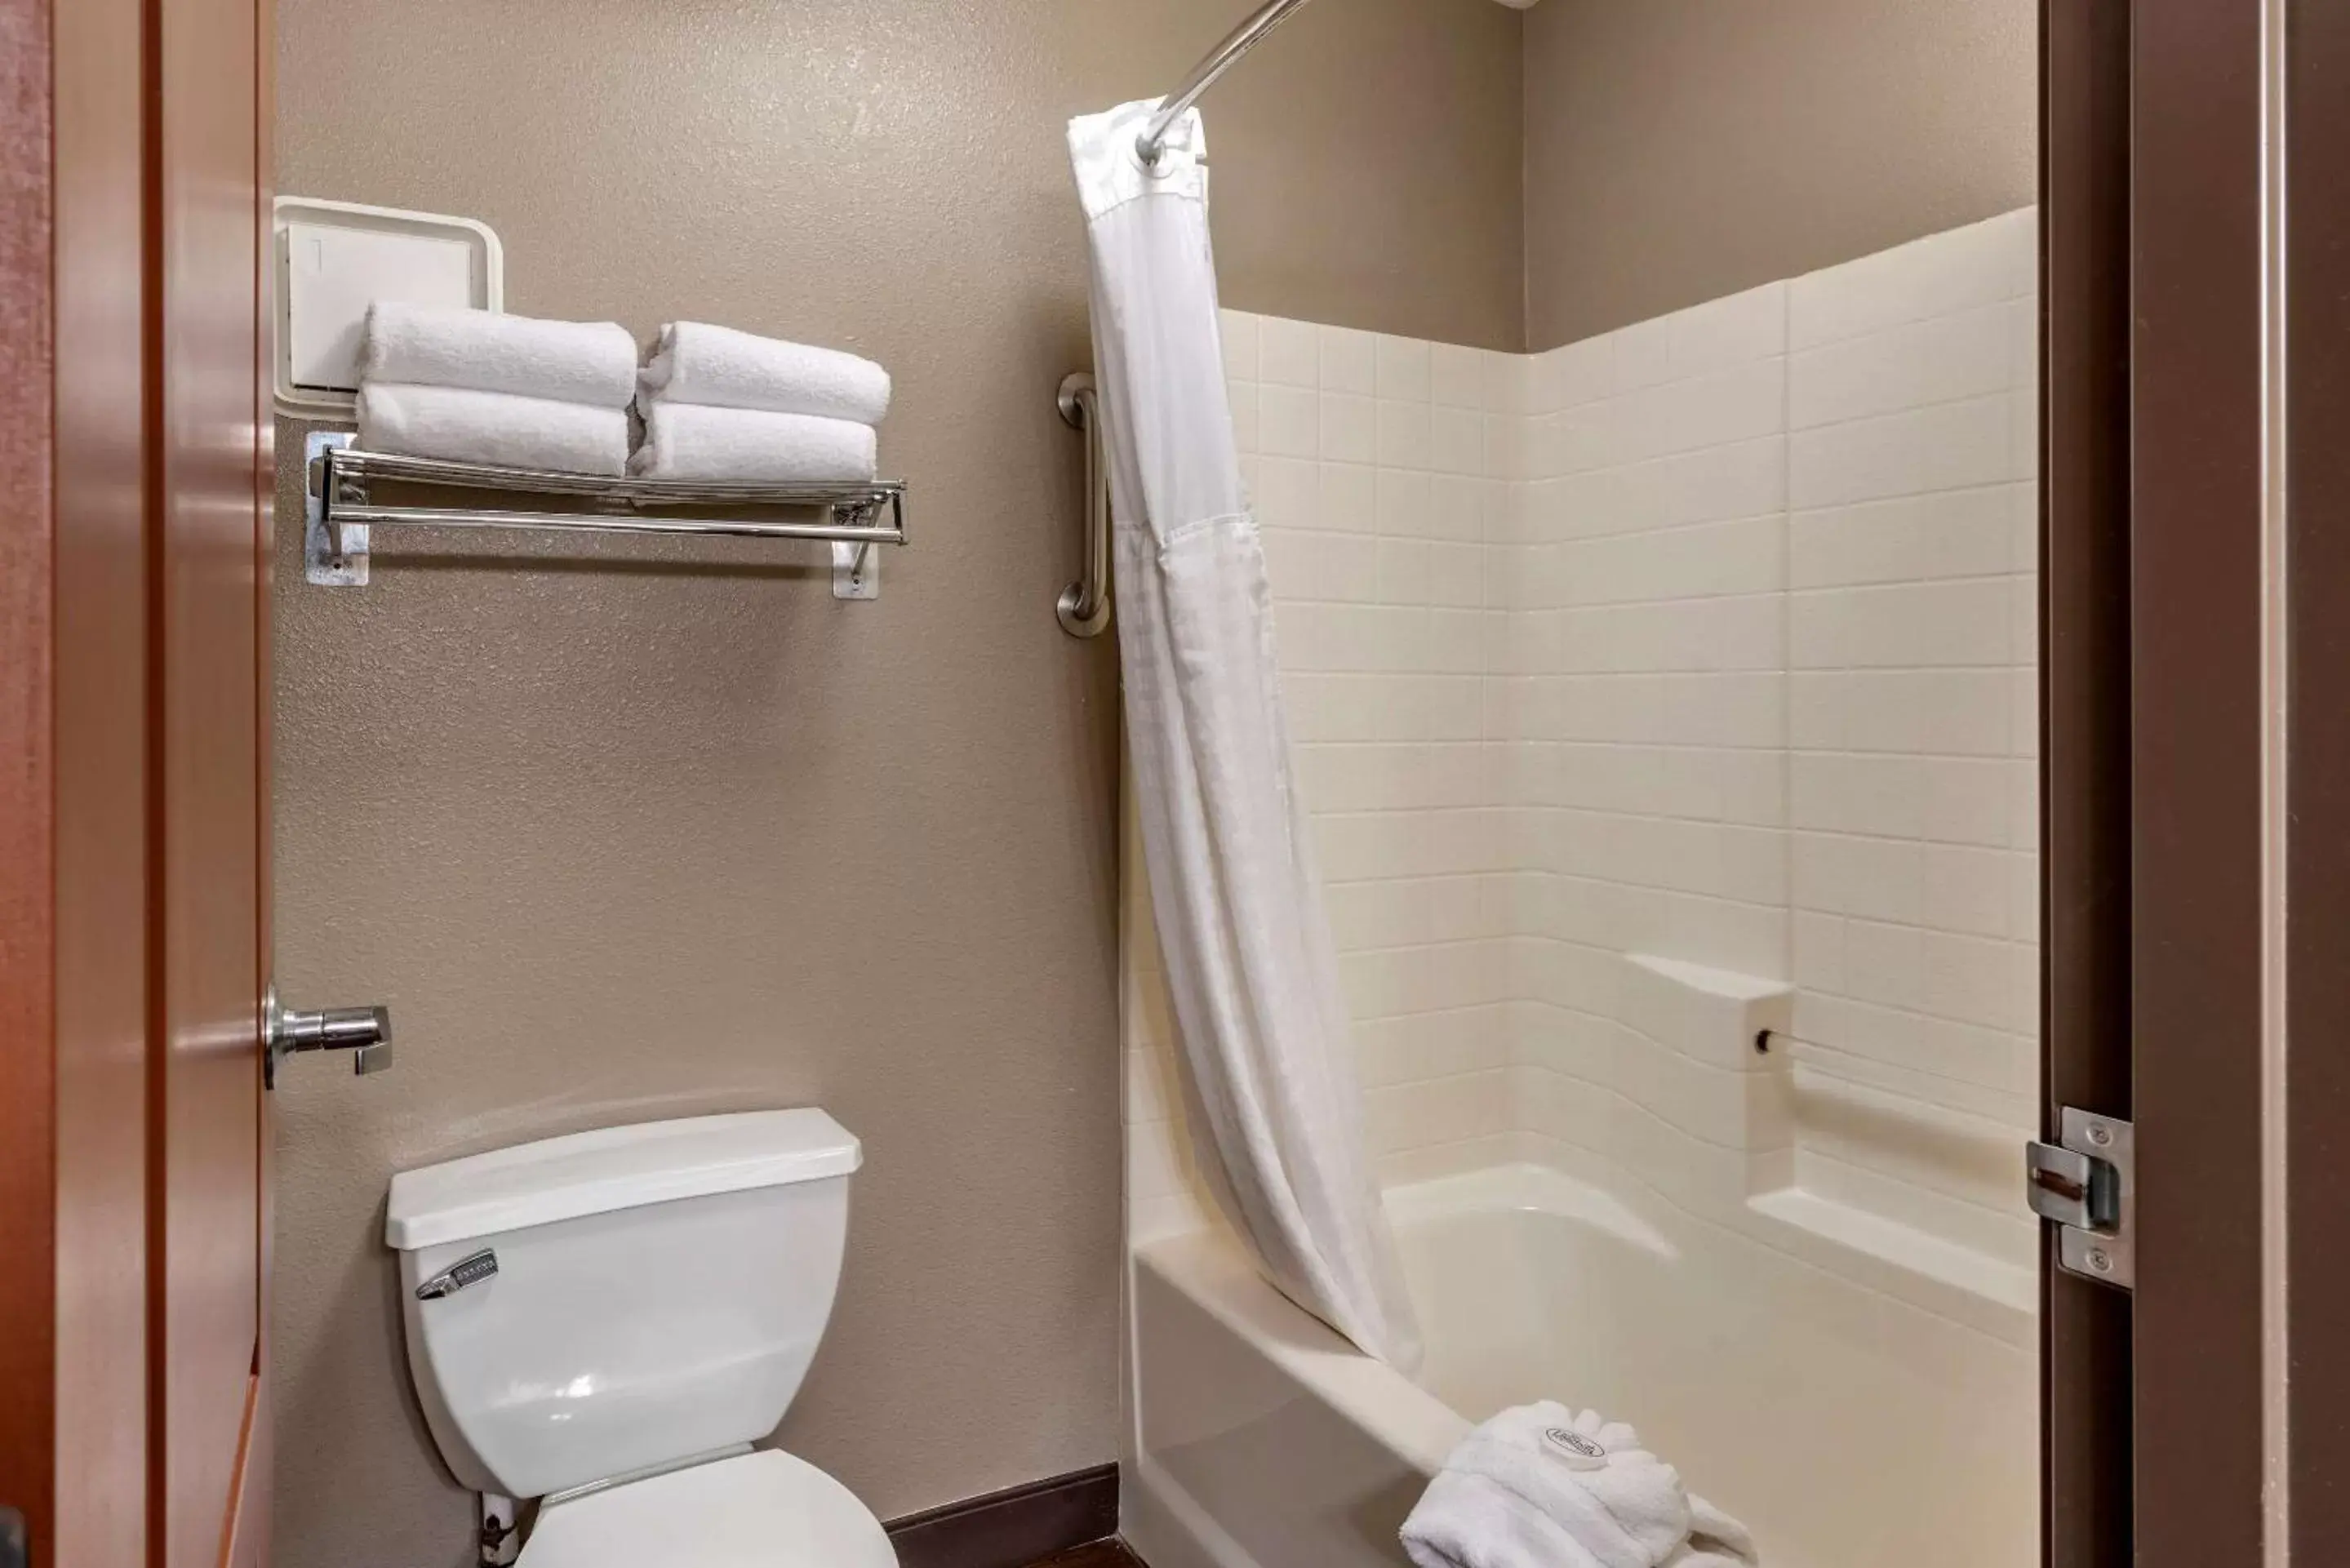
top-left (521, 1449), bottom-right (897, 1568)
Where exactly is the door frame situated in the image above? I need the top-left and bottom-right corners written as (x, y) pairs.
top-left (2126, 0), bottom-right (2269, 1561)
top-left (2038, 2), bottom-right (2133, 1561)
top-left (0, 0), bottom-right (157, 1561)
top-left (2281, 0), bottom-right (2350, 1557)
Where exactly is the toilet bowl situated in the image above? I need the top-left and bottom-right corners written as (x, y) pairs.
top-left (385, 1109), bottom-right (896, 1567)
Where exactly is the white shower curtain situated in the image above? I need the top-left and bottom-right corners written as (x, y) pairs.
top-left (1068, 99), bottom-right (1422, 1372)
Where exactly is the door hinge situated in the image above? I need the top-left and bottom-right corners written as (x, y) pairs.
top-left (2026, 1107), bottom-right (2134, 1291)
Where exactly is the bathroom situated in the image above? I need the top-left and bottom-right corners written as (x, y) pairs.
top-left (275, 0), bottom-right (2036, 1556)
top-left (9, 0), bottom-right (2339, 1564)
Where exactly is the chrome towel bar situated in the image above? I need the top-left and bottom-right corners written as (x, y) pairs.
top-left (1057, 373), bottom-right (1111, 638)
top-left (303, 431), bottom-right (907, 593)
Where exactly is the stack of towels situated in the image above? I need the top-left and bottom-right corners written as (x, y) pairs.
top-left (633, 322), bottom-right (891, 483)
top-left (356, 302), bottom-right (637, 476)
top-left (353, 305), bottom-right (892, 486)
top-left (1401, 1403), bottom-right (1759, 1568)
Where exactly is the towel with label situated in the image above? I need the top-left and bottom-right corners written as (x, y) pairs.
top-left (1401, 1403), bottom-right (1758, 1568)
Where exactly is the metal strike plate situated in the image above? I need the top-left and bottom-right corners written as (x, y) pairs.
top-left (2026, 1108), bottom-right (2134, 1291)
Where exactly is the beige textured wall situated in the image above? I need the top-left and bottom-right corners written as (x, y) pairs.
top-left (1522, 0), bottom-right (2037, 349)
top-left (267, 2), bottom-right (1520, 1566)
top-left (1074, 0), bottom-right (1526, 348)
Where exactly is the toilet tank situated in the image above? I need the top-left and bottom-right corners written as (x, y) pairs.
top-left (385, 1109), bottom-right (860, 1501)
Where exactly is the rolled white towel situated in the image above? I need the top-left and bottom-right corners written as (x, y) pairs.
top-left (630, 402), bottom-right (878, 484)
top-left (1664, 1497), bottom-right (1759, 1568)
top-left (638, 322), bottom-right (891, 424)
top-left (361, 302), bottom-right (638, 408)
top-left (1402, 1403), bottom-right (1754, 1568)
top-left (357, 383), bottom-right (629, 477)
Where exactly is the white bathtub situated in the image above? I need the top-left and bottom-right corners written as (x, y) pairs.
top-left (1124, 1165), bottom-right (2035, 1568)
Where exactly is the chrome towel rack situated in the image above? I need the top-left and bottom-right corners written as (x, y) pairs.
top-left (1057, 373), bottom-right (1111, 638)
top-left (303, 431), bottom-right (907, 597)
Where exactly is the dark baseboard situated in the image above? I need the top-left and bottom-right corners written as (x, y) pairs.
top-left (885, 1463), bottom-right (1119, 1568)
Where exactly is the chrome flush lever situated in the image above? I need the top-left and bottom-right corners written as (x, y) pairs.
top-left (415, 1249), bottom-right (499, 1301)
top-left (264, 983), bottom-right (393, 1089)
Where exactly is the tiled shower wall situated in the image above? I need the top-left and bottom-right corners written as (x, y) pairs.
top-left (1501, 276), bottom-right (1797, 1232)
top-left (1780, 214), bottom-right (2041, 1259)
top-left (1125, 209), bottom-right (2040, 1273)
top-left (1230, 316), bottom-right (1522, 1176)
top-left (1122, 314), bottom-right (1523, 1242)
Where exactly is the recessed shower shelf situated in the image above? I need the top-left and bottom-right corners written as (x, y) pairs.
top-left (302, 430), bottom-right (907, 596)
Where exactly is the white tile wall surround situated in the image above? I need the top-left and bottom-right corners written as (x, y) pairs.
top-left (1121, 207), bottom-right (2042, 1305)
top-left (1232, 316), bottom-right (1519, 1188)
top-left (1780, 209), bottom-right (2040, 1272)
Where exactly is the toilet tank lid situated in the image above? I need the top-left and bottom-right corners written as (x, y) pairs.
top-left (384, 1109), bottom-right (861, 1251)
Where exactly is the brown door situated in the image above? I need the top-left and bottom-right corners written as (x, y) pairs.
top-left (2042, 0), bottom-right (2350, 1561)
top-left (0, 0), bottom-right (273, 1561)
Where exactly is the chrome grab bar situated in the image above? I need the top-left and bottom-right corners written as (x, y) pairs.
top-left (1057, 373), bottom-right (1111, 638)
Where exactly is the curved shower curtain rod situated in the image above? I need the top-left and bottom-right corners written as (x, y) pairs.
top-left (1137, 0), bottom-right (1320, 167)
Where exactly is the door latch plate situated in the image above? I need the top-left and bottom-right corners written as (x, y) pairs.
top-left (2026, 1107), bottom-right (2134, 1291)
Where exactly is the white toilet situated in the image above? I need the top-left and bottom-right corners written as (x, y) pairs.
top-left (384, 1108), bottom-right (898, 1568)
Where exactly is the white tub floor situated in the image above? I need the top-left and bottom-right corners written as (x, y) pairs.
top-left (1130, 1164), bottom-right (2036, 1568)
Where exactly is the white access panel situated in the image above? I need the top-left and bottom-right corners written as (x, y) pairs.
top-left (273, 196), bottom-right (503, 418)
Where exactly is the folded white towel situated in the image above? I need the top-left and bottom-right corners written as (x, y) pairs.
top-left (361, 302), bottom-right (638, 409)
top-left (357, 383), bottom-right (629, 477)
top-left (629, 402), bottom-right (878, 483)
top-left (1401, 1403), bottom-right (1757, 1568)
top-left (637, 322), bottom-right (891, 424)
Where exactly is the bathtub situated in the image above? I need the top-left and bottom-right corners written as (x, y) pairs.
top-left (1124, 1164), bottom-right (2035, 1568)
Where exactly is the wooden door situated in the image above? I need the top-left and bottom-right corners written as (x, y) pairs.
top-left (2041, 0), bottom-right (2350, 1561)
top-left (0, 0), bottom-right (273, 1560)
top-left (157, 0), bottom-right (272, 1552)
